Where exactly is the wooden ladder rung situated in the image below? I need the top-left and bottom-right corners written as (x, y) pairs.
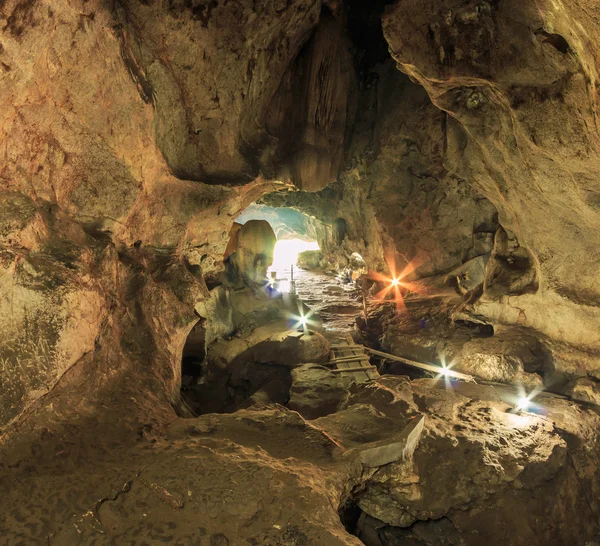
top-left (330, 355), bottom-right (370, 364)
top-left (331, 365), bottom-right (379, 374)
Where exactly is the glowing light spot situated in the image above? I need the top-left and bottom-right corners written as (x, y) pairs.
top-left (290, 306), bottom-right (315, 333)
top-left (516, 396), bottom-right (530, 411)
top-left (278, 280), bottom-right (291, 293)
top-left (269, 239), bottom-right (319, 272)
top-left (368, 252), bottom-right (426, 312)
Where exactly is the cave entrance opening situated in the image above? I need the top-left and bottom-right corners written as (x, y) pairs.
top-left (268, 238), bottom-right (320, 293)
top-left (234, 202), bottom-right (325, 298)
top-left (235, 203), bottom-right (365, 332)
top-left (271, 238), bottom-right (320, 272)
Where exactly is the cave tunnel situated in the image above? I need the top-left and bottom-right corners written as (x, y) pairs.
top-left (235, 203), bottom-right (322, 276)
top-left (3, 0), bottom-right (600, 544)
top-left (179, 201), bottom-right (370, 417)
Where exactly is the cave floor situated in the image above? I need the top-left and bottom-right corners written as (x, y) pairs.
top-left (2, 370), bottom-right (600, 546)
top-left (282, 267), bottom-right (366, 334)
top-left (2, 272), bottom-right (600, 545)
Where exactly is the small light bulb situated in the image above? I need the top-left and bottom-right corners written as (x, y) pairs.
top-left (391, 278), bottom-right (400, 287)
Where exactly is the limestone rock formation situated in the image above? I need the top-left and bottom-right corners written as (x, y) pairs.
top-left (0, 0), bottom-right (351, 430)
top-left (2, 0), bottom-right (600, 544)
top-left (288, 363), bottom-right (349, 418)
top-left (382, 0), bottom-right (600, 376)
top-left (227, 219), bottom-right (276, 284)
top-left (263, 59), bottom-right (500, 277)
top-left (4, 374), bottom-right (600, 545)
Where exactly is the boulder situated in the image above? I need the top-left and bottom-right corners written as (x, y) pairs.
top-left (288, 364), bottom-right (348, 419)
top-left (229, 220), bottom-right (276, 284)
top-left (297, 250), bottom-right (323, 270)
top-left (569, 377), bottom-right (600, 406)
top-left (455, 330), bottom-right (545, 388)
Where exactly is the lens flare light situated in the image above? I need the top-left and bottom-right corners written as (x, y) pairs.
top-left (512, 385), bottom-right (544, 414)
top-left (436, 355), bottom-right (460, 387)
top-left (290, 304), bottom-right (315, 334)
top-left (368, 252), bottom-right (426, 312)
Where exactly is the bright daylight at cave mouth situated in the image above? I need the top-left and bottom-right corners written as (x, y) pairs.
top-left (2, 0), bottom-right (600, 544)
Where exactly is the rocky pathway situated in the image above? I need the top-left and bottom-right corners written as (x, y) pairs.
top-left (279, 267), bottom-right (366, 334)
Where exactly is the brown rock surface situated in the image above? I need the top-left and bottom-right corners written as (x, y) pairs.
top-left (2, 0), bottom-right (600, 543)
top-left (228, 219), bottom-right (276, 284)
top-left (263, 64), bottom-right (500, 276)
top-left (288, 363), bottom-right (349, 419)
top-left (2, 376), bottom-right (600, 544)
top-left (382, 0), bottom-right (600, 374)
top-left (0, 0), bottom-right (326, 430)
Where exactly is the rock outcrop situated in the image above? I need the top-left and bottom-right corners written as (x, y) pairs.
top-left (263, 59), bottom-right (500, 277)
top-left (3, 375), bottom-right (599, 545)
top-left (226, 219), bottom-right (276, 284)
top-left (0, 0), bottom-right (351, 430)
top-left (382, 0), bottom-right (600, 377)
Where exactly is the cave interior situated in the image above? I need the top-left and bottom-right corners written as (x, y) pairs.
top-left (1, 0), bottom-right (600, 544)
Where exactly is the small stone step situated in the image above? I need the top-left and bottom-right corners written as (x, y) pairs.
top-left (358, 415), bottom-right (425, 468)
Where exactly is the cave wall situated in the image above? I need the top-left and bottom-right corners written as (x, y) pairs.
top-left (235, 203), bottom-right (322, 242)
top-left (0, 0), bottom-right (348, 431)
top-left (2, 0), bottom-right (600, 433)
top-left (263, 61), bottom-right (500, 278)
top-left (382, 0), bottom-right (600, 377)
top-left (340, 61), bottom-right (500, 277)
top-left (264, 0), bottom-right (600, 382)
top-left (114, 0), bottom-right (354, 189)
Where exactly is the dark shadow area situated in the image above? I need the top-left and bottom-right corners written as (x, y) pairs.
top-left (454, 319), bottom-right (494, 337)
top-left (345, 0), bottom-right (398, 86)
top-left (333, 217), bottom-right (347, 246)
top-left (180, 319), bottom-right (294, 416)
top-left (339, 500), bottom-right (363, 536)
top-left (182, 359), bottom-right (293, 417)
top-left (180, 320), bottom-right (206, 413)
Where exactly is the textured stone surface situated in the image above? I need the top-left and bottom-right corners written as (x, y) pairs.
top-left (569, 377), bottom-right (600, 406)
top-left (297, 249), bottom-right (323, 270)
top-left (3, 377), bottom-right (599, 544)
top-left (114, 0), bottom-right (322, 183)
top-left (263, 65), bottom-right (499, 276)
top-left (2, 0), bottom-right (600, 543)
top-left (228, 219), bottom-right (276, 284)
top-left (383, 0), bottom-right (600, 374)
top-left (0, 0), bottom-right (353, 429)
top-left (288, 363), bottom-right (348, 419)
